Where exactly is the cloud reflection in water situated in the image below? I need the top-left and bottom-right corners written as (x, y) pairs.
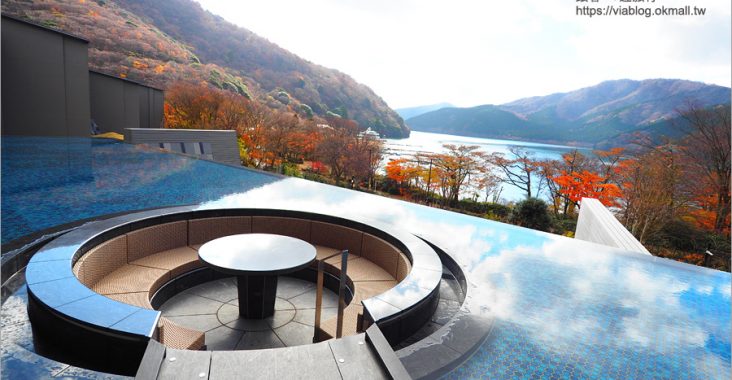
top-left (200, 177), bottom-right (730, 379)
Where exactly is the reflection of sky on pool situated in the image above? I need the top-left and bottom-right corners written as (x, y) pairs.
top-left (443, 233), bottom-right (730, 379)
top-left (2, 137), bottom-right (729, 379)
top-left (202, 179), bottom-right (731, 379)
top-left (1, 137), bottom-right (279, 243)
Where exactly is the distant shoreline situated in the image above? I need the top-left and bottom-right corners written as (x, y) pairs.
top-left (388, 130), bottom-right (594, 150)
top-left (394, 129), bottom-right (596, 148)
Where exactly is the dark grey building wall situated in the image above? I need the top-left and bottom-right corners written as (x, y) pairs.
top-left (90, 71), bottom-right (164, 134)
top-left (138, 86), bottom-right (164, 130)
top-left (1, 16), bottom-right (90, 136)
top-left (141, 85), bottom-right (164, 129)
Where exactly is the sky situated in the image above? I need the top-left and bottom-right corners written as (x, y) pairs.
top-left (195, 0), bottom-right (731, 109)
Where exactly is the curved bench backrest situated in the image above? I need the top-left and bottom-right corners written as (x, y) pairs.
top-left (29, 206), bottom-right (442, 368)
top-left (187, 215), bottom-right (411, 281)
top-left (189, 216), bottom-right (252, 245)
top-left (72, 214), bottom-right (414, 317)
top-left (74, 235), bottom-right (128, 287)
top-left (127, 221), bottom-right (187, 262)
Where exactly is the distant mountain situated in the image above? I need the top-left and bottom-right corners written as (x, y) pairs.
top-left (501, 79), bottom-right (730, 126)
top-left (407, 79), bottom-right (731, 146)
top-left (396, 103), bottom-right (454, 120)
top-left (406, 105), bottom-right (549, 140)
top-left (2, 0), bottom-right (409, 137)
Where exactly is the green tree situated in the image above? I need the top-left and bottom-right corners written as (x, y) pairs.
top-left (510, 198), bottom-right (553, 232)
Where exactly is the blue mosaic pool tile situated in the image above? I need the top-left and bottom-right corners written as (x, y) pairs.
top-left (439, 238), bottom-right (731, 380)
top-left (2, 137), bottom-right (280, 244)
top-left (3, 136), bottom-right (729, 379)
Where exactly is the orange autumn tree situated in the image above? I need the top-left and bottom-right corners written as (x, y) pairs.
top-left (539, 149), bottom-right (591, 215)
top-left (687, 192), bottom-right (731, 235)
top-left (313, 117), bottom-right (382, 184)
top-left (431, 145), bottom-right (486, 205)
top-left (385, 158), bottom-right (416, 193)
top-left (164, 81), bottom-right (326, 170)
top-left (164, 81), bottom-right (249, 131)
top-left (552, 170), bottom-right (623, 207)
top-left (595, 147), bottom-right (626, 180)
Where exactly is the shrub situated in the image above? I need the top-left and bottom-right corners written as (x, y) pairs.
top-left (331, 106), bottom-right (348, 118)
top-left (208, 69), bottom-right (223, 88)
top-left (378, 178), bottom-right (401, 195)
top-left (655, 219), bottom-right (705, 252)
top-left (457, 199), bottom-right (486, 214)
top-left (298, 104), bottom-right (313, 118)
top-left (42, 19), bottom-right (59, 28)
top-left (510, 198), bottom-right (553, 232)
top-left (302, 171), bottom-right (335, 185)
top-left (553, 216), bottom-right (577, 236)
top-left (274, 91), bottom-right (290, 105)
top-left (219, 76), bottom-right (251, 99)
top-left (486, 203), bottom-right (510, 218)
top-left (282, 163), bottom-right (302, 178)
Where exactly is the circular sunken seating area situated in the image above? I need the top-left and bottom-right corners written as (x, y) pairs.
top-left (26, 206), bottom-right (443, 375)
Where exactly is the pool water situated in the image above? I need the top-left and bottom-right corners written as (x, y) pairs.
top-left (1, 137), bottom-right (280, 244)
top-left (198, 180), bottom-right (731, 379)
top-left (1, 136), bottom-right (729, 379)
top-left (437, 224), bottom-right (731, 379)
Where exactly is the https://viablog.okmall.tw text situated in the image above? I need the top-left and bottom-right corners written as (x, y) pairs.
top-left (575, 0), bottom-right (707, 19)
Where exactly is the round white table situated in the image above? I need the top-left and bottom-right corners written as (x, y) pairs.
top-left (198, 233), bottom-right (316, 319)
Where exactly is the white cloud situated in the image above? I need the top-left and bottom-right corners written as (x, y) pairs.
top-left (199, 178), bottom-right (729, 375)
top-left (464, 235), bottom-right (729, 364)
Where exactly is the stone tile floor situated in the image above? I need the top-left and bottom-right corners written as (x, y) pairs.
top-left (160, 276), bottom-right (339, 350)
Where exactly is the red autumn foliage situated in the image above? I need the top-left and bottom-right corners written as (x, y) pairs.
top-left (164, 82), bottom-right (382, 182)
top-left (552, 170), bottom-right (623, 207)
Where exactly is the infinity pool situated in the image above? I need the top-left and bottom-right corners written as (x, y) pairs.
top-left (1, 137), bottom-right (279, 244)
top-left (200, 183), bottom-right (731, 379)
top-left (2, 136), bottom-right (729, 379)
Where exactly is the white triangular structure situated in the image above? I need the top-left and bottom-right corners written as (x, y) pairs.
top-left (575, 197), bottom-right (651, 255)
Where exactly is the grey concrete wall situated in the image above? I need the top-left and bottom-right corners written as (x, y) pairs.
top-left (90, 71), bottom-right (164, 134)
top-left (125, 128), bottom-right (240, 166)
top-left (575, 198), bottom-right (651, 255)
top-left (140, 86), bottom-right (165, 130)
top-left (1, 16), bottom-right (90, 136)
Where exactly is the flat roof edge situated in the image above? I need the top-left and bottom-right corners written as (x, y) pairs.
top-left (89, 70), bottom-right (165, 92)
top-left (2, 13), bottom-right (89, 43)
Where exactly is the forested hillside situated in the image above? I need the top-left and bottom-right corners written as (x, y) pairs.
top-left (407, 79), bottom-right (730, 146)
top-left (2, 0), bottom-right (408, 137)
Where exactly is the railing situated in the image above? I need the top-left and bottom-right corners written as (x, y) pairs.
top-left (124, 128), bottom-right (240, 166)
top-left (313, 249), bottom-right (349, 342)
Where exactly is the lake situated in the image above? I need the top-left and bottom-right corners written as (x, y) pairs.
top-left (383, 131), bottom-right (590, 202)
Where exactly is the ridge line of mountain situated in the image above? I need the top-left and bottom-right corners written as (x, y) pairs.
top-left (404, 78), bottom-right (730, 147)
